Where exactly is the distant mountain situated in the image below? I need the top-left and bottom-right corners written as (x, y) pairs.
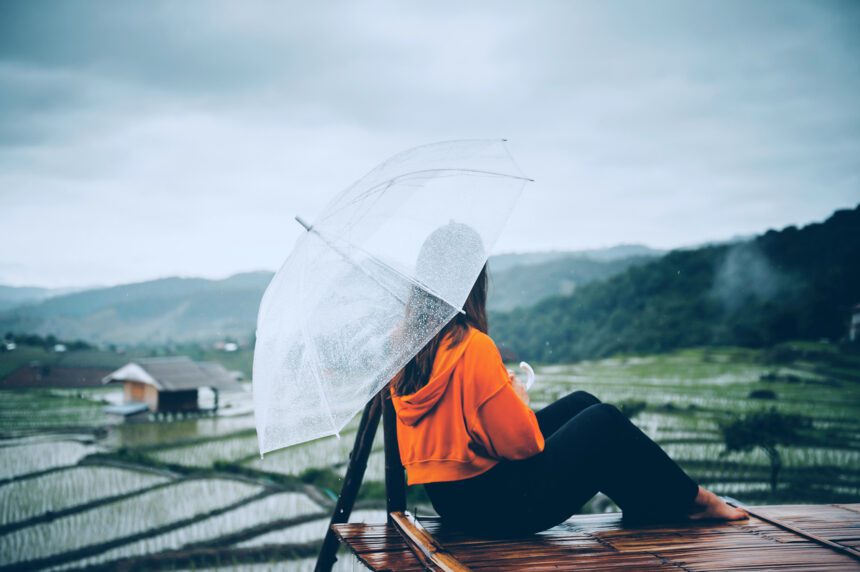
top-left (6, 201), bottom-right (852, 351)
top-left (0, 246), bottom-right (664, 345)
top-left (491, 204), bottom-right (860, 362)
top-left (489, 244), bottom-right (663, 273)
top-left (0, 272), bottom-right (273, 345)
top-left (488, 253), bottom-right (658, 312)
top-left (5, 221), bottom-right (822, 348)
top-left (0, 285), bottom-right (85, 312)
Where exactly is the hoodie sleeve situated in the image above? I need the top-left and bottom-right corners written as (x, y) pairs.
top-left (464, 334), bottom-right (545, 461)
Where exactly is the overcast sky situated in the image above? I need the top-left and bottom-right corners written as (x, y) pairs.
top-left (1, 1), bottom-right (858, 288)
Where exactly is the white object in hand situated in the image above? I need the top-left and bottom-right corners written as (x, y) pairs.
top-left (519, 361), bottom-right (536, 390)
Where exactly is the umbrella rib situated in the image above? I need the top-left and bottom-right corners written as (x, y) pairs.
top-left (298, 219), bottom-right (466, 315)
top-left (317, 168), bottom-right (532, 225)
top-left (299, 220), bottom-right (413, 309)
top-left (340, 235), bottom-right (467, 315)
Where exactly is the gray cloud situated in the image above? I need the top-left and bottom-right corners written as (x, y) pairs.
top-left (1, 0), bottom-right (858, 287)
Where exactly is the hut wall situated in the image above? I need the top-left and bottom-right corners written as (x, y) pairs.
top-left (124, 381), bottom-right (159, 411)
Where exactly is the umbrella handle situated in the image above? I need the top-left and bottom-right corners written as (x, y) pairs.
top-left (519, 361), bottom-right (536, 390)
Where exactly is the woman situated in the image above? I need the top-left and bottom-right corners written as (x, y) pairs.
top-left (390, 263), bottom-right (748, 536)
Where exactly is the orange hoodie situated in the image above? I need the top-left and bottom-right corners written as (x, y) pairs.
top-left (390, 327), bottom-right (545, 485)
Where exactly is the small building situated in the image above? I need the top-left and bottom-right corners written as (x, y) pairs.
top-left (851, 303), bottom-right (860, 343)
top-left (102, 356), bottom-right (243, 414)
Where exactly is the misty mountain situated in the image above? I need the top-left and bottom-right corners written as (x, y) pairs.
top-left (489, 253), bottom-right (658, 312)
top-left (491, 204), bottom-right (860, 362)
top-left (488, 244), bottom-right (662, 273)
top-left (0, 272), bottom-right (273, 345)
top-left (0, 247), bottom-right (652, 345)
top-left (6, 205), bottom-right (852, 352)
top-left (0, 285), bottom-right (85, 312)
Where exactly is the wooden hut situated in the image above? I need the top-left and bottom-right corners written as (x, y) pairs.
top-left (102, 356), bottom-right (242, 413)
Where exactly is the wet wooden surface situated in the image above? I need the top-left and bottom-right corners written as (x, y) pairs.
top-left (332, 503), bottom-right (860, 571)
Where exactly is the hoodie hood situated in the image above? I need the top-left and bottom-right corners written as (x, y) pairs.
top-left (391, 328), bottom-right (476, 426)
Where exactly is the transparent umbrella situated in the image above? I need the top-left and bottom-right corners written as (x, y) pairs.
top-left (252, 139), bottom-right (531, 455)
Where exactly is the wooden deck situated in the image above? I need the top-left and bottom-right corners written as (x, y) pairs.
top-left (332, 503), bottom-right (860, 571)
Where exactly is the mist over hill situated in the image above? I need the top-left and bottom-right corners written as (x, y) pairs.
top-left (492, 204), bottom-right (860, 362)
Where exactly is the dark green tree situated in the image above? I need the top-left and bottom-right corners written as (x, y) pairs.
top-left (718, 407), bottom-right (811, 495)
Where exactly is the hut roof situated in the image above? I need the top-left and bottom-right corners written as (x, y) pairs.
top-left (102, 356), bottom-right (243, 392)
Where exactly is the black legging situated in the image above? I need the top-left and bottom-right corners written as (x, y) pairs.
top-left (424, 391), bottom-right (700, 536)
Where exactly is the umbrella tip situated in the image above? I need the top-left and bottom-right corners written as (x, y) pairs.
top-left (295, 216), bottom-right (313, 231)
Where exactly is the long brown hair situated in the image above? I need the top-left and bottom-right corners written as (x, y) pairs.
top-left (393, 264), bottom-right (488, 396)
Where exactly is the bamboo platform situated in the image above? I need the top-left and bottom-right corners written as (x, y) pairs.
top-left (332, 503), bottom-right (860, 571)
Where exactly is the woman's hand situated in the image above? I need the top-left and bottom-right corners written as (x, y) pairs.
top-left (507, 369), bottom-right (530, 405)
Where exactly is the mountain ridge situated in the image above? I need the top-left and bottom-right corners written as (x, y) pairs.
top-left (0, 251), bottom-right (648, 344)
top-left (491, 204), bottom-right (860, 362)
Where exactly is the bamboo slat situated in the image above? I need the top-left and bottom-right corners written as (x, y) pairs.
top-left (389, 511), bottom-right (471, 572)
top-left (727, 500), bottom-right (860, 561)
top-left (332, 503), bottom-right (860, 571)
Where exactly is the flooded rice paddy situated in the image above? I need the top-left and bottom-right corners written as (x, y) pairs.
top-left (48, 492), bottom-right (327, 570)
top-left (0, 345), bottom-right (857, 569)
top-left (0, 465), bottom-right (170, 525)
top-left (0, 440), bottom-right (100, 481)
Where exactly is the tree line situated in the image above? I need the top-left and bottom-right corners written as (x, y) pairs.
top-left (491, 204), bottom-right (860, 363)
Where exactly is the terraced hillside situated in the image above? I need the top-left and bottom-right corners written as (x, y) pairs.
top-left (0, 342), bottom-right (857, 569)
top-left (528, 344), bottom-right (860, 504)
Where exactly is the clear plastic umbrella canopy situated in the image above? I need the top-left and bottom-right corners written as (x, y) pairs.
top-left (253, 140), bottom-right (530, 455)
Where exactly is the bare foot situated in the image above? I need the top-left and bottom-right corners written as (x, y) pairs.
top-left (687, 486), bottom-right (749, 521)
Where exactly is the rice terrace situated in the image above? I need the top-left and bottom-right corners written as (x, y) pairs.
top-left (1, 336), bottom-right (858, 569)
